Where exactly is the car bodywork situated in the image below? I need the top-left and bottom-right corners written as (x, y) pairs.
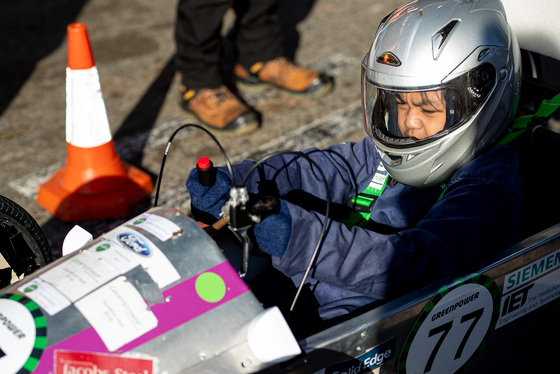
top-left (1, 1), bottom-right (559, 373)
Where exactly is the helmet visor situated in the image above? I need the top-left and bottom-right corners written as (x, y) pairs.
top-left (362, 54), bottom-right (496, 148)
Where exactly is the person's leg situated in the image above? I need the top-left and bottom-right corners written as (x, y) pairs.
top-left (232, 0), bottom-right (333, 97)
top-left (175, 0), bottom-right (232, 89)
top-left (232, 0), bottom-right (284, 69)
top-left (175, 0), bottom-right (260, 135)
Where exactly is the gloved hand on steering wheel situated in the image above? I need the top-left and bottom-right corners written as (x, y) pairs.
top-left (186, 168), bottom-right (231, 222)
top-left (253, 199), bottom-right (292, 257)
top-left (187, 166), bottom-right (292, 257)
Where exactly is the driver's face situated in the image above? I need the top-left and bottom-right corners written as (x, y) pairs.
top-left (396, 91), bottom-right (446, 139)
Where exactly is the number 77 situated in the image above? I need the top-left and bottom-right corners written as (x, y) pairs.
top-left (424, 308), bottom-right (484, 373)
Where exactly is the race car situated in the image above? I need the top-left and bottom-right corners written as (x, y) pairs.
top-left (1, 0), bottom-right (559, 373)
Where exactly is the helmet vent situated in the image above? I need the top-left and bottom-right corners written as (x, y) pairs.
top-left (430, 162), bottom-right (443, 174)
top-left (432, 19), bottom-right (460, 60)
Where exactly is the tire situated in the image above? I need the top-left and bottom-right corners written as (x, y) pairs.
top-left (0, 195), bottom-right (52, 288)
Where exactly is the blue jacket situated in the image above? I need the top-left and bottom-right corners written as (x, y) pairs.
top-left (226, 137), bottom-right (523, 319)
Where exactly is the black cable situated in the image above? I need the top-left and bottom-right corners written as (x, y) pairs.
top-left (241, 151), bottom-right (331, 320)
top-left (155, 125), bottom-right (332, 321)
top-left (153, 123), bottom-right (235, 207)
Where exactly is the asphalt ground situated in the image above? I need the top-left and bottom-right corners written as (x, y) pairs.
top-left (2, 2), bottom-right (559, 372)
top-left (0, 0), bottom-right (399, 256)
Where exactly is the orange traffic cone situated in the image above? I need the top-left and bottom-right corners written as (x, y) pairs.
top-left (37, 23), bottom-right (154, 222)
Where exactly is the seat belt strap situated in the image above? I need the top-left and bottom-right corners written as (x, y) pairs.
top-left (343, 160), bottom-right (389, 228)
top-left (439, 93), bottom-right (560, 202)
top-left (344, 93), bottom-right (560, 228)
top-left (494, 92), bottom-right (560, 147)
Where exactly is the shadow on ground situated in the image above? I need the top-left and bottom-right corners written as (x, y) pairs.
top-left (23, 0), bottom-right (318, 257)
top-left (0, 0), bottom-right (88, 116)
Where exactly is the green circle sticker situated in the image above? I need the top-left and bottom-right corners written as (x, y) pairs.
top-left (0, 294), bottom-right (46, 374)
top-left (195, 272), bottom-right (226, 303)
top-left (398, 274), bottom-right (499, 374)
top-left (133, 217), bottom-right (147, 225)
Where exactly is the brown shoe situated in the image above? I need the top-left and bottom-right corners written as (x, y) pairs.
top-left (180, 86), bottom-right (260, 136)
top-left (235, 57), bottom-right (333, 98)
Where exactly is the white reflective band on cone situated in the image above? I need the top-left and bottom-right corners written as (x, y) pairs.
top-left (65, 66), bottom-right (112, 148)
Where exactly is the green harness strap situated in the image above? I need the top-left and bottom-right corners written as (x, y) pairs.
top-left (494, 92), bottom-right (560, 147)
top-left (344, 92), bottom-right (560, 230)
top-left (344, 160), bottom-right (390, 229)
top-left (439, 93), bottom-right (560, 201)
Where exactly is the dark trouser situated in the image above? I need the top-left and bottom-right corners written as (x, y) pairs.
top-left (175, 0), bottom-right (284, 90)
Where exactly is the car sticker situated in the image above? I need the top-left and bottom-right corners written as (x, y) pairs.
top-left (317, 337), bottom-right (396, 374)
top-left (54, 350), bottom-right (154, 374)
top-left (74, 276), bottom-right (158, 352)
top-left (398, 274), bottom-right (499, 374)
top-left (103, 228), bottom-right (180, 289)
top-left (18, 278), bottom-right (71, 316)
top-left (497, 248), bottom-right (560, 328)
top-left (0, 294), bottom-right (46, 374)
top-left (126, 212), bottom-right (182, 242)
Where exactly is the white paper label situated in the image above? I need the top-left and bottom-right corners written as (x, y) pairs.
top-left (103, 228), bottom-right (180, 289)
top-left (85, 238), bottom-right (140, 275)
top-left (74, 276), bottom-right (158, 352)
top-left (127, 213), bottom-right (182, 242)
top-left (18, 278), bottom-right (71, 316)
top-left (39, 251), bottom-right (119, 302)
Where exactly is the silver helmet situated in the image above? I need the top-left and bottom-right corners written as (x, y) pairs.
top-left (362, 0), bottom-right (521, 188)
